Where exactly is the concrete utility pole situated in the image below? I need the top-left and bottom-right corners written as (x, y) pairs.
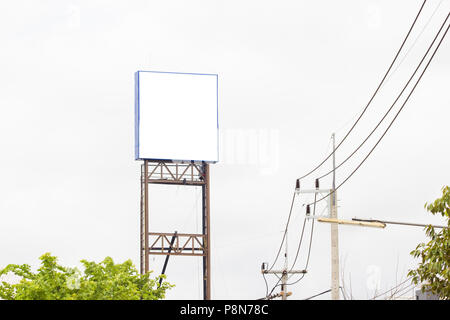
top-left (330, 133), bottom-right (340, 300)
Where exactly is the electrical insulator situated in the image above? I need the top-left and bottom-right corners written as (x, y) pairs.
top-left (315, 178), bottom-right (319, 189)
top-left (296, 179), bottom-right (300, 189)
top-left (306, 204), bottom-right (311, 215)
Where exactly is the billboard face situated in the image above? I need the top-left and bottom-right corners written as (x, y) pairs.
top-left (135, 71), bottom-right (218, 162)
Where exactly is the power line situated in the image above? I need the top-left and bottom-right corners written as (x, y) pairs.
top-left (340, 286), bottom-right (347, 300)
top-left (291, 195), bottom-right (316, 273)
top-left (267, 192), bottom-right (297, 271)
top-left (316, 10), bottom-right (450, 182)
top-left (261, 190), bottom-right (300, 298)
top-left (287, 194), bottom-right (317, 279)
top-left (263, 138), bottom-right (329, 294)
top-left (267, 275), bottom-right (284, 297)
top-left (288, 215), bottom-right (308, 274)
top-left (283, 199), bottom-right (317, 287)
top-left (307, 13), bottom-right (450, 206)
top-left (267, 196), bottom-right (317, 295)
top-left (261, 1), bottom-right (445, 301)
top-left (385, 0), bottom-right (445, 84)
top-left (297, 0), bottom-right (428, 181)
top-left (268, 273), bottom-right (304, 297)
top-left (333, 0), bottom-right (442, 137)
top-left (262, 0), bottom-right (429, 298)
top-left (303, 289), bottom-right (332, 300)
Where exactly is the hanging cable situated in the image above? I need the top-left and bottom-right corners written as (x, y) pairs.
top-left (307, 13), bottom-right (450, 206)
top-left (267, 192), bottom-right (297, 271)
top-left (286, 219), bottom-right (307, 276)
top-left (302, 289), bottom-right (332, 300)
top-left (297, 0), bottom-right (427, 181)
top-left (260, 190), bottom-right (296, 299)
top-left (289, 193), bottom-right (316, 274)
top-left (282, 197), bottom-right (317, 287)
top-left (316, 11), bottom-right (450, 181)
top-left (267, 196), bottom-right (317, 295)
top-left (340, 286), bottom-right (348, 300)
top-left (385, 0), bottom-right (444, 84)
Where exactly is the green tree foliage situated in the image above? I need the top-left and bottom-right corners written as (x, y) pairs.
top-left (408, 186), bottom-right (450, 300)
top-left (0, 253), bottom-right (173, 300)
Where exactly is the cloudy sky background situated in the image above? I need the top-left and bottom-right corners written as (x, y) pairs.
top-left (0, 0), bottom-right (449, 299)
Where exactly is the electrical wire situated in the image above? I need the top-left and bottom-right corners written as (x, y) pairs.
top-left (288, 217), bottom-right (308, 275)
top-left (267, 228), bottom-right (309, 294)
top-left (296, 0), bottom-right (428, 182)
top-left (385, 0), bottom-right (445, 84)
top-left (316, 11), bottom-right (450, 182)
top-left (340, 286), bottom-right (347, 300)
top-left (267, 193), bottom-right (318, 295)
top-left (307, 13), bottom-right (450, 206)
top-left (303, 289), bottom-right (332, 300)
top-left (282, 215), bottom-right (315, 287)
top-left (290, 193), bottom-right (316, 274)
top-left (302, 286), bottom-right (348, 300)
top-left (261, 192), bottom-right (297, 299)
top-left (260, 1), bottom-right (442, 300)
top-left (267, 192), bottom-right (297, 271)
top-left (334, 0), bottom-right (442, 137)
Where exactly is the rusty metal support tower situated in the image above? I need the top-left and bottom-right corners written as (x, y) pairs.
top-left (140, 160), bottom-right (211, 300)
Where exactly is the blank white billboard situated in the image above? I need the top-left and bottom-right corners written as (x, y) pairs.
top-left (135, 71), bottom-right (219, 162)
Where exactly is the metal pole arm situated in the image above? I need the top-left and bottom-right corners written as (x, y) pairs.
top-left (318, 217), bottom-right (386, 228)
top-left (352, 218), bottom-right (447, 229)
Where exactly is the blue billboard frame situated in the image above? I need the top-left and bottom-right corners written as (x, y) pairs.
top-left (134, 70), bottom-right (219, 163)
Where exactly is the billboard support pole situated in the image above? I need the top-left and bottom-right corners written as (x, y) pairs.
top-left (140, 160), bottom-right (149, 274)
top-left (202, 162), bottom-right (211, 300)
top-left (140, 160), bottom-right (211, 300)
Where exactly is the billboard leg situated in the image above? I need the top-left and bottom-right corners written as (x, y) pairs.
top-left (202, 163), bottom-right (211, 300)
top-left (140, 160), bottom-right (211, 300)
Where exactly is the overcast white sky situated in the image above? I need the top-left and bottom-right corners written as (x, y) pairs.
top-left (0, 0), bottom-right (449, 300)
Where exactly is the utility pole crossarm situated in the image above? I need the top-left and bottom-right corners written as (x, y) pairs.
top-left (262, 270), bottom-right (307, 274)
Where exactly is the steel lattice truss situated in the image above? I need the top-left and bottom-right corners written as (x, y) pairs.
top-left (141, 161), bottom-right (206, 186)
top-left (148, 232), bottom-right (206, 256)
